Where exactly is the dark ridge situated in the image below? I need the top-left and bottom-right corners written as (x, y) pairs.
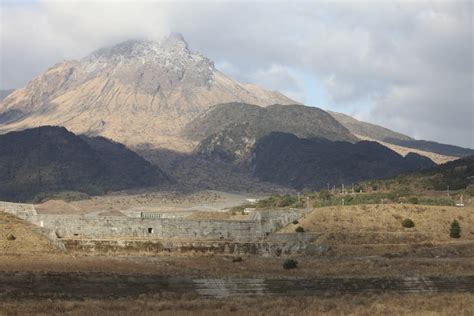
top-left (0, 126), bottom-right (170, 202)
top-left (251, 132), bottom-right (436, 190)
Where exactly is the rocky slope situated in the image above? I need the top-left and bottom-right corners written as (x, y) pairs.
top-left (0, 34), bottom-right (295, 151)
top-left (329, 111), bottom-right (473, 162)
top-left (251, 132), bottom-right (436, 190)
top-left (0, 126), bottom-right (169, 202)
top-left (184, 103), bottom-right (357, 162)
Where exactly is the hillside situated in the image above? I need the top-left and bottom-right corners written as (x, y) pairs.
top-left (0, 34), bottom-right (295, 151)
top-left (251, 132), bottom-right (435, 190)
top-left (329, 111), bottom-right (473, 161)
top-left (184, 103), bottom-right (357, 162)
top-left (0, 126), bottom-right (169, 202)
top-left (379, 155), bottom-right (474, 192)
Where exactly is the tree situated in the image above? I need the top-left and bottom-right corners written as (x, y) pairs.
top-left (450, 220), bottom-right (461, 238)
top-left (319, 190), bottom-right (332, 201)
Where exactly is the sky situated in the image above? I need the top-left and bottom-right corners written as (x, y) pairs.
top-left (0, 0), bottom-right (472, 148)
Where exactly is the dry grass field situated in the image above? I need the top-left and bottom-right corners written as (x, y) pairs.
top-left (281, 204), bottom-right (473, 257)
top-left (0, 212), bottom-right (56, 254)
top-left (1, 203), bottom-right (473, 315)
top-left (1, 293), bottom-right (473, 315)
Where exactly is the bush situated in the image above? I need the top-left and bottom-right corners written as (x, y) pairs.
top-left (401, 218), bottom-right (415, 228)
top-left (466, 184), bottom-right (474, 196)
top-left (319, 190), bottom-right (332, 201)
top-left (283, 259), bottom-right (298, 270)
top-left (232, 257), bottom-right (243, 263)
top-left (408, 196), bottom-right (419, 204)
top-left (292, 220), bottom-right (299, 225)
top-left (278, 195), bottom-right (298, 207)
top-left (295, 226), bottom-right (305, 233)
top-left (6, 234), bottom-right (16, 241)
top-left (450, 220), bottom-right (461, 238)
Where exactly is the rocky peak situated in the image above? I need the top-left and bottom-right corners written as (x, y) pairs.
top-left (83, 34), bottom-right (201, 66)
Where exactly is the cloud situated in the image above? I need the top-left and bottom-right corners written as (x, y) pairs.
top-left (0, 0), bottom-right (472, 147)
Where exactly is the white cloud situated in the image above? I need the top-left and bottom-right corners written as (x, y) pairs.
top-left (0, 0), bottom-right (472, 147)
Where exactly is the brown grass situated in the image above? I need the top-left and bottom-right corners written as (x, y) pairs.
top-left (1, 293), bottom-right (473, 315)
top-left (0, 212), bottom-right (56, 254)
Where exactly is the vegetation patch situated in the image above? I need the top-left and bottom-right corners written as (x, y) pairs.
top-left (450, 220), bottom-right (461, 238)
top-left (295, 226), bottom-right (305, 233)
top-left (283, 259), bottom-right (298, 270)
top-left (401, 219), bottom-right (415, 228)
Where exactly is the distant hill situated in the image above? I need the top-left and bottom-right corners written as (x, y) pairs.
top-left (251, 132), bottom-right (436, 190)
top-left (395, 155), bottom-right (474, 191)
top-left (184, 103), bottom-right (357, 162)
top-left (329, 111), bottom-right (473, 160)
top-left (0, 126), bottom-right (169, 202)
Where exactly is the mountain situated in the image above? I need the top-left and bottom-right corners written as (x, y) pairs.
top-left (328, 111), bottom-right (413, 142)
top-left (0, 34), bottom-right (295, 152)
top-left (0, 89), bottom-right (14, 102)
top-left (183, 102), bottom-right (357, 162)
top-left (0, 126), bottom-right (169, 202)
top-left (329, 111), bottom-right (473, 163)
top-left (400, 155), bottom-right (474, 191)
top-left (251, 132), bottom-right (436, 190)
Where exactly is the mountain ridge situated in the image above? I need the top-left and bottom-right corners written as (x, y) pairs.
top-left (329, 111), bottom-right (473, 163)
top-left (0, 35), bottom-right (296, 151)
top-left (0, 126), bottom-right (170, 202)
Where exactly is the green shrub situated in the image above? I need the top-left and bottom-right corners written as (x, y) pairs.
top-left (450, 220), bottom-right (461, 238)
top-left (466, 184), bottom-right (474, 196)
top-left (292, 220), bottom-right (299, 225)
top-left (408, 196), bottom-right (419, 204)
top-left (278, 195), bottom-right (298, 207)
top-left (401, 218), bottom-right (415, 228)
top-left (319, 190), bottom-right (332, 201)
top-left (295, 226), bottom-right (305, 233)
top-left (283, 259), bottom-right (298, 270)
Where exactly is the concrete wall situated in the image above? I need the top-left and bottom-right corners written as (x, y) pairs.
top-left (31, 214), bottom-right (264, 241)
top-left (0, 200), bottom-right (308, 243)
top-left (0, 201), bottom-right (37, 219)
top-left (30, 209), bottom-right (307, 241)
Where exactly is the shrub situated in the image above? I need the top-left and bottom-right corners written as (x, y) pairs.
top-left (6, 234), bottom-right (16, 241)
top-left (450, 220), bottom-right (461, 238)
top-left (408, 196), bottom-right (419, 204)
top-left (466, 184), bottom-right (474, 196)
top-left (295, 226), bottom-right (305, 233)
top-left (319, 190), bottom-right (332, 201)
top-left (232, 257), bottom-right (243, 263)
top-left (292, 220), bottom-right (299, 225)
top-left (278, 195), bottom-right (298, 207)
top-left (401, 218), bottom-right (415, 228)
top-left (283, 259), bottom-right (298, 270)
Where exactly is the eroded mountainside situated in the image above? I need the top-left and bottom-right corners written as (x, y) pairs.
top-left (0, 34), bottom-right (295, 151)
top-left (0, 126), bottom-right (169, 202)
top-left (184, 103), bottom-right (357, 162)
